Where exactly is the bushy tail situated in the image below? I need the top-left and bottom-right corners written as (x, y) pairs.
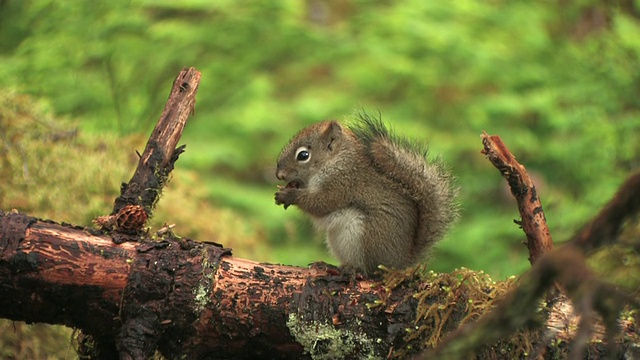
top-left (350, 112), bottom-right (459, 257)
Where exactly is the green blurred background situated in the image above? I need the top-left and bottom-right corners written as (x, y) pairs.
top-left (1, 0), bottom-right (639, 358)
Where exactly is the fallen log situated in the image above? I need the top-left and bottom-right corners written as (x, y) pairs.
top-left (0, 209), bottom-right (518, 359)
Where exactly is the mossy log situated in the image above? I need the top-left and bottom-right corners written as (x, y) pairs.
top-left (1, 210), bottom-right (637, 359)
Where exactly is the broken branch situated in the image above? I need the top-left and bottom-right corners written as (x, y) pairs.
top-left (111, 67), bottom-right (200, 220)
top-left (481, 132), bottom-right (554, 264)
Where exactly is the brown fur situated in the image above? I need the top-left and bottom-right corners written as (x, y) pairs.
top-left (275, 115), bottom-right (458, 274)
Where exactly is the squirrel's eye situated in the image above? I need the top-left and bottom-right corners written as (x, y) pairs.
top-left (295, 147), bottom-right (311, 163)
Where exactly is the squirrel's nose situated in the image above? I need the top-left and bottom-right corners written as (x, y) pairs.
top-left (276, 168), bottom-right (286, 181)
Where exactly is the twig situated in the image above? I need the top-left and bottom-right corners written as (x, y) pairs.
top-left (569, 171), bottom-right (640, 253)
top-left (481, 132), bottom-right (553, 264)
top-left (111, 67), bottom-right (200, 218)
top-left (415, 243), bottom-right (634, 360)
top-left (416, 147), bottom-right (640, 359)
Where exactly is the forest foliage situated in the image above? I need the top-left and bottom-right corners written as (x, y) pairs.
top-left (1, 0), bottom-right (639, 358)
top-left (1, 0), bottom-right (639, 278)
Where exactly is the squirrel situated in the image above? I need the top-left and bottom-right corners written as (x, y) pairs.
top-left (275, 112), bottom-right (458, 274)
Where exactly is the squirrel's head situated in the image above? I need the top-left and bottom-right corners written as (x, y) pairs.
top-left (276, 120), bottom-right (353, 190)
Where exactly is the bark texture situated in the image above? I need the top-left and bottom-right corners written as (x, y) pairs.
top-left (111, 67), bottom-right (200, 223)
top-left (0, 210), bottom-right (516, 359)
top-left (2, 208), bottom-right (638, 359)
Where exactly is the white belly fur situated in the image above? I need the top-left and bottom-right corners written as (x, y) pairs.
top-left (312, 208), bottom-right (365, 268)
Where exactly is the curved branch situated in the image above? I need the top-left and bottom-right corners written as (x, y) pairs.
top-left (481, 132), bottom-right (554, 264)
top-left (569, 171), bottom-right (640, 253)
top-left (418, 139), bottom-right (640, 360)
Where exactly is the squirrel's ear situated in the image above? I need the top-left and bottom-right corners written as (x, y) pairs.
top-left (321, 121), bottom-right (343, 151)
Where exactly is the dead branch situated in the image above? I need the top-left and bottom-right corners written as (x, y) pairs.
top-left (569, 171), bottom-right (640, 253)
top-left (481, 132), bottom-right (554, 264)
top-left (418, 137), bottom-right (640, 359)
top-left (111, 67), bottom-right (200, 221)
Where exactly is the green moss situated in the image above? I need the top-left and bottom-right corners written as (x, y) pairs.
top-left (375, 265), bottom-right (537, 358)
top-left (0, 321), bottom-right (74, 359)
top-left (286, 313), bottom-right (380, 360)
top-left (192, 247), bottom-right (218, 312)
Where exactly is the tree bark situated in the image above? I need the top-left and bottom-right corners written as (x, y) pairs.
top-left (2, 208), bottom-right (638, 359)
top-left (481, 132), bottom-right (554, 264)
top-left (111, 67), bottom-right (199, 222)
top-left (0, 210), bottom-right (505, 359)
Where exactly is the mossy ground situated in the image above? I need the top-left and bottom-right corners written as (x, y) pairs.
top-left (0, 90), bottom-right (268, 358)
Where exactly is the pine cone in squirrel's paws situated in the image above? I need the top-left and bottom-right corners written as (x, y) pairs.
top-left (275, 183), bottom-right (299, 209)
top-left (274, 190), bottom-right (289, 209)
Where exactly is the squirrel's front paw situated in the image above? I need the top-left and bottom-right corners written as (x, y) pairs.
top-left (275, 186), bottom-right (298, 210)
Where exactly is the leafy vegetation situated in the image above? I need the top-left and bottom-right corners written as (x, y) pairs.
top-left (0, 0), bottom-right (639, 357)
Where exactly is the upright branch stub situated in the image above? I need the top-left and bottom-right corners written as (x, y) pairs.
top-left (111, 67), bottom-right (201, 221)
top-left (480, 132), bottom-right (553, 264)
